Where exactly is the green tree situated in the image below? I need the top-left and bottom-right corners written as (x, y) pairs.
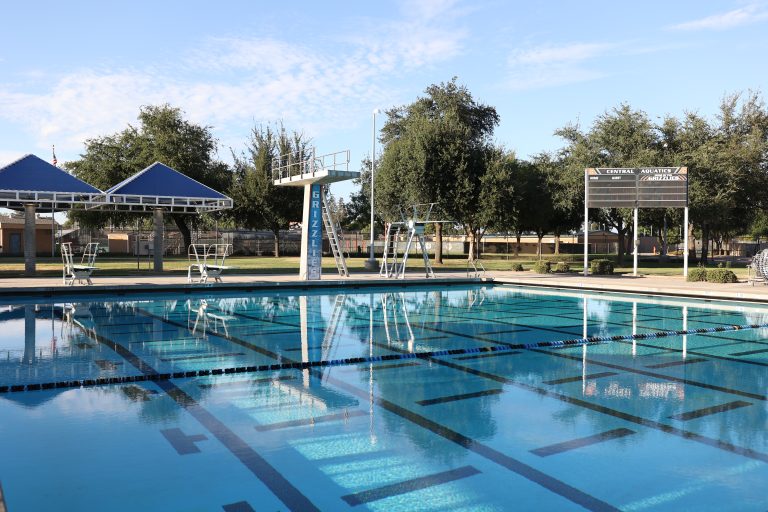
top-left (67, 104), bottom-right (231, 249)
top-left (376, 78), bottom-right (500, 261)
top-left (555, 104), bottom-right (659, 264)
top-left (227, 124), bottom-right (307, 256)
top-left (534, 152), bottom-right (583, 254)
top-left (344, 158), bottom-right (386, 234)
top-left (515, 161), bottom-right (554, 258)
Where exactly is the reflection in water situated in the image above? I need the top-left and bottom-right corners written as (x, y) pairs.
top-left (0, 286), bottom-right (766, 450)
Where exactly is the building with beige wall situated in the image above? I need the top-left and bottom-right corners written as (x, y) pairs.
top-left (0, 216), bottom-right (59, 255)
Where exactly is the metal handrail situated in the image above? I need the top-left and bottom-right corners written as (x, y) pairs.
top-left (466, 259), bottom-right (486, 278)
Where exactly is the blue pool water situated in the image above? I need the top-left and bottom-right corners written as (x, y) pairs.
top-left (0, 284), bottom-right (767, 511)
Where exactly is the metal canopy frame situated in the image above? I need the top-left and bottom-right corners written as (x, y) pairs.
top-left (93, 193), bottom-right (232, 213)
top-left (0, 190), bottom-right (106, 210)
top-left (0, 189), bottom-right (232, 213)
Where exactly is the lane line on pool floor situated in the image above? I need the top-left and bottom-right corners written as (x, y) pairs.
top-left (4, 321), bottom-right (768, 394)
top-left (85, 321), bottom-right (322, 512)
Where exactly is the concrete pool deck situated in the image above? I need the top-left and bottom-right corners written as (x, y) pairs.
top-left (1, 269), bottom-right (768, 302)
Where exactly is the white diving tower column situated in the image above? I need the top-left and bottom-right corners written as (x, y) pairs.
top-left (273, 149), bottom-right (358, 280)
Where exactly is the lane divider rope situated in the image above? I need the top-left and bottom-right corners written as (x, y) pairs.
top-left (2, 322), bottom-right (764, 393)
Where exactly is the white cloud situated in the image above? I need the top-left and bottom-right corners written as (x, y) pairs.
top-left (0, 150), bottom-right (26, 167)
top-left (668, 4), bottom-right (768, 31)
top-left (511, 43), bottom-right (614, 66)
top-left (0, 5), bottom-right (467, 157)
top-left (505, 42), bottom-right (616, 90)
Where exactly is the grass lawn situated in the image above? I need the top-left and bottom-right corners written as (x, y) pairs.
top-left (0, 254), bottom-right (749, 278)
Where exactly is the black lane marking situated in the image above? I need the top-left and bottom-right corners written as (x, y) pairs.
top-left (544, 372), bottom-right (618, 385)
top-left (361, 338), bottom-right (768, 465)
top-left (428, 356), bottom-right (768, 464)
top-left (626, 338), bottom-right (768, 369)
top-left (533, 348), bottom-right (766, 402)
top-left (319, 370), bottom-right (620, 512)
top-left (138, 309), bottom-right (286, 362)
top-left (160, 352), bottom-right (246, 362)
top-left (530, 428), bottom-right (636, 457)
top-left (730, 347), bottom-right (768, 357)
top-left (222, 500), bottom-right (256, 512)
top-left (91, 316), bottom-right (319, 512)
top-left (198, 375), bottom-right (296, 389)
top-left (254, 410), bottom-right (367, 431)
top-left (416, 388), bottom-right (503, 406)
top-left (340, 465), bottom-right (481, 507)
top-left (644, 358), bottom-right (708, 369)
top-left (454, 350), bottom-right (522, 361)
top-left (475, 328), bottom-right (530, 335)
top-left (699, 332), bottom-right (768, 347)
top-left (161, 428), bottom-right (208, 455)
top-left (669, 401), bottom-right (752, 421)
top-left (153, 380), bottom-right (318, 511)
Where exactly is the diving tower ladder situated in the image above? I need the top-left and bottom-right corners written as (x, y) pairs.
top-left (321, 186), bottom-right (349, 277)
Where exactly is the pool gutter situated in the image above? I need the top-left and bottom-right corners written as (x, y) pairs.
top-left (0, 276), bottom-right (487, 299)
top-left (492, 276), bottom-right (768, 304)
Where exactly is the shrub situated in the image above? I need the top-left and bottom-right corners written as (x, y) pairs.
top-left (686, 267), bottom-right (707, 282)
top-left (590, 259), bottom-right (614, 275)
top-left (554, 261), bottom-right (570, 273)
top-left (706, 268), bottom-right (738, 283)
top-left (532, 260), bottom-right (551, 274)
top-left (512, 263), bottom-right (524, 272)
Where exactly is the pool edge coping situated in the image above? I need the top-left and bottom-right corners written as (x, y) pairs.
top-left (1, 274), bottom-right (768, 305)
top-left (492, 277), bottom-right (768, 304)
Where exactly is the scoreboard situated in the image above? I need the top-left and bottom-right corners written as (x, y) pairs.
top-left (586, 167), bottom-right (687, 208)
top-left (586, 168), bottom-right (637, 208)
top-left (637, 167), bottom-right (688, 207)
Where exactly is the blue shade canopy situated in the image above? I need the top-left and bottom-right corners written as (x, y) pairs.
top-left (107, 162), bottom-right (227, 199)
top-left (0, 154), bottom-right (101, 194)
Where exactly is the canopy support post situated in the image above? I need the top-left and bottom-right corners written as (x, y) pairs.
top-left (153, 208), bottom-right (164, 273)
top-left (24, 203), bottom-right (36, 275)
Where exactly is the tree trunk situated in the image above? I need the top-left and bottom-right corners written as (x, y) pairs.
top-left (554, 233), bottom-right (560, 255)
top-left (687, 222), bottom-right (696, 261)
top-left (617, 232), bottom-right (625, 266)
top-left (465, 226), bottom-right (475, 262)
top-left (660, 213), bottom-right (668, 261)
top-left (537, 232), bottom-right (544, 259)
top-left (700, 224), bottom-right (710, 264)
top-left (435, 223), bottom-right (443, 264)
top-left (273, 229), bottom-right (280, 257)
top-left (474, 229), bottom-right (482, 260)
top-left (515, 232), bottom-right (521, 257)
top-left (172, 214), bottom-right (192, 251)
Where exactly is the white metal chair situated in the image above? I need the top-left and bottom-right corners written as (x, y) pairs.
top-left (187, 244), bottom-right (234, 283)
top-left (748, 249), bottom-right (768, 286)
top-left (61, 242), bottom-right (99, 285)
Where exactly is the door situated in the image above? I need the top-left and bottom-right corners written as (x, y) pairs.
top-left (9, 233), bottom-right (21, 254)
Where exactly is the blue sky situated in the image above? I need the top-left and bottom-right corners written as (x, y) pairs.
top-left (1, 0), bottom-right (767, 199)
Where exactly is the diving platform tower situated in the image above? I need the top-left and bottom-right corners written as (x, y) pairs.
top-left (273, 149), bottom-right (358, 280)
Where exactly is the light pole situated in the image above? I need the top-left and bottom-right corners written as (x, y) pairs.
top-left (364, 108), bottom-right (381, 270)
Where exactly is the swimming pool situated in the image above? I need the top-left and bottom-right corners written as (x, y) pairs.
top-left (0, 283), bottom-right (766, 511)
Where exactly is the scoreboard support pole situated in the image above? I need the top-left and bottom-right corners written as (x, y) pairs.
top-left (584, 171), bottom-right (589, 277)
top-left (633, 207), bottom-right (639, 277)
top-left (683, 206), bottom-right (689, 278)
